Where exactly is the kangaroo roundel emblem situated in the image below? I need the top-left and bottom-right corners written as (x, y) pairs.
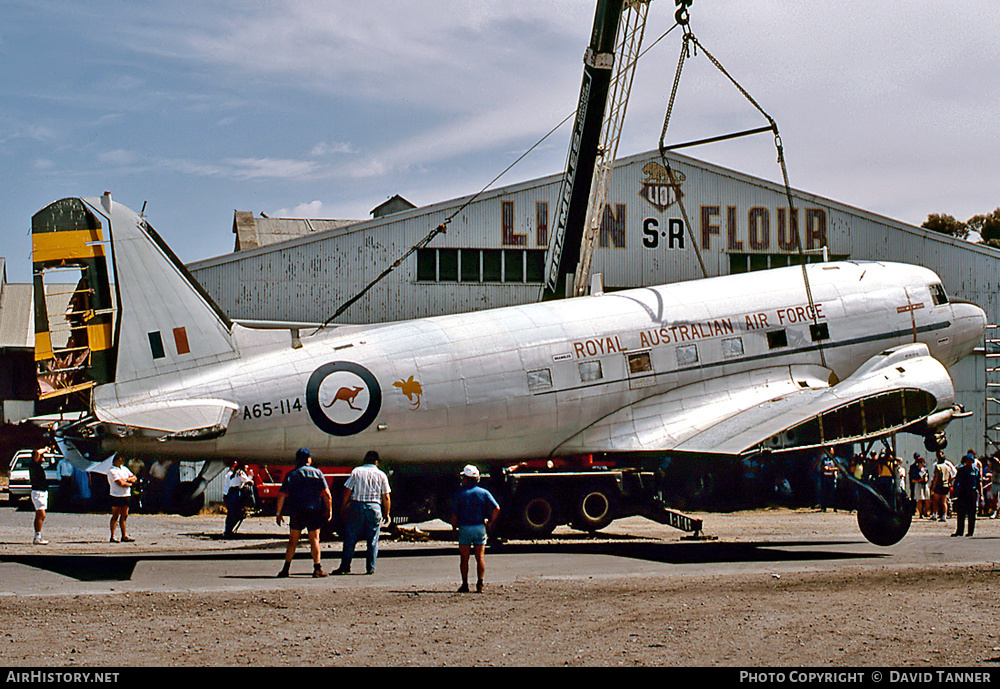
top-left (306, 362), bottom-right (382, 436)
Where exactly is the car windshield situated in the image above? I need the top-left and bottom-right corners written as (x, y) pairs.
top-left (11, 454), bottom-right (58, 471)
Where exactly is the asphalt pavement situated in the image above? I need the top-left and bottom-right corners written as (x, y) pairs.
top-left (2, 493), bottom-right (998, 598)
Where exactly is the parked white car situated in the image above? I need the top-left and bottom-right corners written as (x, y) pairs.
top-left (7, 448), bottom-right (62, 501)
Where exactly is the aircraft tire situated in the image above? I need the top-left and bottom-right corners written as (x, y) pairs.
top-left (514, 491), bottom-right (559, 537)
top-left (171, 481), bottom-right (206, 517)
top-left (856, 491), bottom-right (913, 546)
top-left (569, 487), bottom-right (616, 532)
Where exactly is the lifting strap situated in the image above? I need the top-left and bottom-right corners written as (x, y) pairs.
top-left (657, 22), bottom-right (827, 367)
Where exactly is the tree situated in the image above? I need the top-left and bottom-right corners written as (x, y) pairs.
top-left (921, 213), bottom-right (968, 239)
top-left (966, 208), bottom-right (1000, 246)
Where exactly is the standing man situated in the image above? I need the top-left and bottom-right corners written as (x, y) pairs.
top-left (952, 453), bottom-right (982, 538)
top-left (108, 455), bottom-right (137, 543)
top-left (333, 451), bottom-right (391, 576)
top-left (930, 451), bottom-right (953, 522)
top-left (55, 452), bottom-right (75, 512)
top-left (29, 448), bottom-right (50, 545)
top-left (989, 454), bottom-right (1000, 518)
top-left (450, 465), bottom-right (500, 593)
top-left (276, 448), bottom-right (332, 578)
top-left (820, 447), bottom-right (838, 512)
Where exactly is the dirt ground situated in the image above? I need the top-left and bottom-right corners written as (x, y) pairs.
top-left (2, 501), bottom-right (1000, 668)
top-left (5, 564), bottom-right (1000, 667)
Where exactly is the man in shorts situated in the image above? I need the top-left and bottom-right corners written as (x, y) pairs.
top-left (29, 448), bottom-right (50, 545)
top-left (450, 465), bottom-right (500, 593)
top-left (276, 448), bottom-right (332, 578)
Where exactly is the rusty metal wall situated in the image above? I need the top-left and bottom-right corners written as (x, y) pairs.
top-left (189, 149), bottom-right (1000, 332)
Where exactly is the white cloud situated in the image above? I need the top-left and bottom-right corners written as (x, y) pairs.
top-left (226, 157), bottom-right (323, 180)
top-left (310, 141), bottom-right (355, 156)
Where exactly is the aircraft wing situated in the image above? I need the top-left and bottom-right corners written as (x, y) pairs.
top-left (555, 343), bottom-right (957, 457)
top-left (93, 398), bottom-right (239, 438)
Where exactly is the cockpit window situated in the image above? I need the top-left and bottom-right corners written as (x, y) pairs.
top-left (929, 284), bottom-right (949, 306)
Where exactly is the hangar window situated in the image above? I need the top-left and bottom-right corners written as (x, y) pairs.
top-left (482, 250), bottom-right (502, 282)
top-left (417, 250), bottom-right (436, 281)
top-left (416, 248), bottom-right (546, 284)
top-left (460, 249), bottom-right (479, 282)
top-left (525, 251), bottom-right (545, 283)
top-left (578, 360), bottom-right (603, 382)
top-left (438, 249), bottom-right (458, 281)
top-left (767, 329), bottom-right (788, 349)
top-left (729, 253), bottom-right (848, 274)
top-left (504, 250), bottom-right (523, 282)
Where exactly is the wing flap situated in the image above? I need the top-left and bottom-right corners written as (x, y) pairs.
top-left (556, 363), bottom-right (834, 454)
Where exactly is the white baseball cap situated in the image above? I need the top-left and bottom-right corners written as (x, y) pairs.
top-left (461, 465), bottom-right (480, 479)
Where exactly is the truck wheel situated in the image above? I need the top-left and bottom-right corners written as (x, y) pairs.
top-left (515, 491), bottom-right (559, 536)
top-left (570, 488), bottom-right (615, 532)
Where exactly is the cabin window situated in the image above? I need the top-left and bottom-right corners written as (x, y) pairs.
top-left (722, 337), bottom-right (744, 359)
top-left (929, 283), bottom-right (949, 306)
top-left (767, 329), bottom-right (788, 349)
top-left (578, 360), bottom-right (603, 383)
top-left (810, 323), bottom-right (830, 342)
top-left (676, 344), bottom-right (698, 366)
top-left (627, 352), bottom-right (652, 374)
top-left (527, 368), bottom-right (552, 392)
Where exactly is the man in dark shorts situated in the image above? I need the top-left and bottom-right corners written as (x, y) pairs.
top-left (276, 448), bottom-right (332, 578)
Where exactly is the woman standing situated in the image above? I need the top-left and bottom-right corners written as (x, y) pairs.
top-left (108, 455), bottom-right (137, 543)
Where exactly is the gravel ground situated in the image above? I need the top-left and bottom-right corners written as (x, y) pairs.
top-left (2, 495), bottom-right (999, 668)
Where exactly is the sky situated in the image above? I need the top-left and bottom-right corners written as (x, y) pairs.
top-left (2, 1), bottom-right (998, 284)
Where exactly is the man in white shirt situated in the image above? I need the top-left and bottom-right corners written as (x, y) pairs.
top-left (107, 455), bottom-right (137, 543)
top-left (333, 451), bottom-right (391, 575)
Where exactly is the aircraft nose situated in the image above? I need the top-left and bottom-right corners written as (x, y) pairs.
top-left (950, 300), bottom-right (987, 362)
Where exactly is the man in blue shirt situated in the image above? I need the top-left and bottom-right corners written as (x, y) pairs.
top-left (450, 465), bottom-right (500, 593)
top-left (276, 448), bottom-right (332, 578)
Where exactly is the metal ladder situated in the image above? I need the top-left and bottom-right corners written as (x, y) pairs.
top-left (984, 325), bottom-right (1000, 456)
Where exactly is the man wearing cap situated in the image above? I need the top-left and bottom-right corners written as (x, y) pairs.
top-left (333, 451), bottom-right (391, 575)
top-left (450, 464), bottom-right (500, 593)
top-left (276, 448), bottom-right (332, 578)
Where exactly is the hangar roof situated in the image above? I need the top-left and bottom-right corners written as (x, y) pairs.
top-left (233, 211), bottom-right (360, 251)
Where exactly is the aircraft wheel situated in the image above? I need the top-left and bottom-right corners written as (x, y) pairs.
top-left (171, 481), bottom-right (206, 517)
top-left (515, 491), bottom-right (559, 536)
top-left (857, 491), bottom-right (913, 546)
top-left (570, 487), bottom-right (616, 532)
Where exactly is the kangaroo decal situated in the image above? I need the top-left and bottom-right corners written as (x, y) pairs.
top-left (325, 385), bottom-right (365, 411)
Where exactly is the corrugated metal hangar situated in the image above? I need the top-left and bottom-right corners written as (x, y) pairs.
top-left (186, 148), bottom-right (1000, 458)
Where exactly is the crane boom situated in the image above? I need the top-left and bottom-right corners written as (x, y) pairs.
top-left (543, 0), bottom-right (651, 299)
